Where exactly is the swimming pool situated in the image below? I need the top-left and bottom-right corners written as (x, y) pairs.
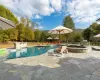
top-left (7, 45), bottom-right (58, 59)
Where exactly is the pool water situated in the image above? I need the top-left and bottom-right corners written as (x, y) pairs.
top-left (7, 45), bottom-right (58, 59)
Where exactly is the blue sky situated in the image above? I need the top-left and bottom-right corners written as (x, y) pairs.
top-left (32, 12), bottom-right (92, 30)
top-left (32, 12), bottom-right (64, 30)
top-left (0, 0), bottom-right (100, 30)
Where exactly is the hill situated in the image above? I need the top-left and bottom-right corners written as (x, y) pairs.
top-left (75, 29), bottom-right (84, 33)
top-left (43, 29), bottom-right (84, 33)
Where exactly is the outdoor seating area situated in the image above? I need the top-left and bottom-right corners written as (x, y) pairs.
top-left (92, 46), bottom-right (100, 51)
top-left (1, 1), bottom-right (100, 80)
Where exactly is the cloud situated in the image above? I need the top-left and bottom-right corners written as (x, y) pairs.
top-left (34, 26), bottom-right (44, 29)
top-left (66, 0), bottom-right (100, 23)
top-left (0, 0), bottom-right (62, 18)
top-left (38, 26), bottom-right (44, 29)
top-left (34, 14), bottom-right (41, 19)
top-left (50, 0), bottom-right (62, 11)
top-left (1, 0), bottom-right (100, 25)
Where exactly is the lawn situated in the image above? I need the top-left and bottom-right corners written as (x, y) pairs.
top-left (0, 42), bottom-right (46, 48)
top-left (0, 48), bottom-right (7, 56)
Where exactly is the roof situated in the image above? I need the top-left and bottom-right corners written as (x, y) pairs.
top-left (0, 16), bottom-right (15, 30)
top-left (96, 18), bottom-right (100, 21)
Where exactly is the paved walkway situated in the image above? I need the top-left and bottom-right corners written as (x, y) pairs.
top-left (0, 50), bottom-right (100, 80)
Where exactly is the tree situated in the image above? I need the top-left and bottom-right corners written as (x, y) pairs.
top-left (24, 27), bottom-right (34, 41)
top-left (0, 30), bottom-right (9, 43)
top-left (63, 15), bottom-right (75, 29)
top-left (94, 25), bottom-right (100, 34)
top-left (89, 22), bottom-right (99, 30)
top-left (82, 28), bottom-right (92, 41)
top-left (0, 30), bottom-right (3, 42)
top-left (34, 29), bottom-right (42, 42)
top-left (0, 5), bottom-right (36, 43)
top-left (0, 5), bottom-right (18, 24)
top-left (20, 17), bottom-right (35, 28)
top-left (89, 23), bottom-right (100, 35)
top-left (20, 17), bottom-right (35, 41)
top-left (6, 28), bottom-right (18, 41)
top-left (73, 33), bottom-right (83, 42)
top-left (16, 23), bottom-right (25, 41)
top-left (82, 22), bottom-right (100, 42)
top-left (20, 17), bottom-right (30, 26)
top-left (63, 15), bottom-right (75, 43)
top-left (40, 31), bottom-right (49, 42)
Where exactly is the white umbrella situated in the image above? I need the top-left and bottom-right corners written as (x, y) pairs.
top-left (0, 16), bottom-right (15, 30)
top-left (49, 25), bottom-right (72, 34)
top-left (54, 37), bottom-right (59, 39)
top-left (94, 34), bottom-right (100, 38)
top-left (48, 25), bottom-right (73, 43)
top-left (47, 37), bottom-right (52, 40)
top-left (94, 34), bottom-right (100, 42)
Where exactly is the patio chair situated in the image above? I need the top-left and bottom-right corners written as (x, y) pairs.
top-left (56, 46), bottom-right (68, 56)
top-left (92, 46), bottom-right (100, 51)
top-left (48, 46), bottom-right (68, 57)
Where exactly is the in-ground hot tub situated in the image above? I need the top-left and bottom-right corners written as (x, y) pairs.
top-left (67, 45), bottom-right (88, 53)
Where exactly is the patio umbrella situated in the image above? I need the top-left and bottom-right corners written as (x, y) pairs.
top-left (0, 16), bottom-right (15, 30)
top-left (94, 34), bottom-right (100, 42)
top-left (47, 37), bottom-right (52, 40)
top-left (54, 37), bottom-right (59, 40)
top-left (47, 37), bottom-right (52, 42)
top-left (94, 34), bottom-right (100, 38)
top-left (48, 25), bottom-right (73, 43)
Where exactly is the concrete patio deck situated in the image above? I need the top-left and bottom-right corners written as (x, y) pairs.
top-left (0, 50), bottom-right (100, 80)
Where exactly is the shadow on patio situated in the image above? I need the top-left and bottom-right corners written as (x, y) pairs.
top-left (1, 56), bottom-right (100, 80)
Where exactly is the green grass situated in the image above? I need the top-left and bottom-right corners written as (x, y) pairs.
top-left (0, 48), bottom-right (6, 56)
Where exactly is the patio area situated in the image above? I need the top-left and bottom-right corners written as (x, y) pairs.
top-left (0, 50), bottom-right (100, 80)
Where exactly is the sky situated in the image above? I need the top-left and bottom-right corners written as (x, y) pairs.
top-left (0, 0), bottom-right (100, 30)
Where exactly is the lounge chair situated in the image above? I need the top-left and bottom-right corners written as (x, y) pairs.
top-left (48, 46), bottom-right (68, 57)
top-left (56, 46), bottom-right (68, 56)
top-left (92, 46), bottom-right (100, 51)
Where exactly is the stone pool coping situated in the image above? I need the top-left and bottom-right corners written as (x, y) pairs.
top-left (1, 50), bottom-right (100, 80)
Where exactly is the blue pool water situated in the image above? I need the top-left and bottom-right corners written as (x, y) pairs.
top-left (7, 45), bottom-right (58, 59)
